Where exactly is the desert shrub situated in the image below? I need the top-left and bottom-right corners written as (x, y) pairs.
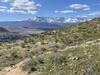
top-left (11, 51), bottom-right (23, 59)
top-left (0, 42), bottom-right (2, 46)
top-left (0, 49), bottom-right (28, 70)
top-left (49, 52), bottom-right (66, 64)
top-left (21, 43), bottom-right (26, 48)
top-left (30, 47), bottom-right (47, 56)
top-left (22, 56), bottom-right (44, 73)
top-left (22, 60), bottom-right (38, 72)
top-left (83, 63), bottom-right (99, 75)
top-left (24, 38), bottom-right (36, 44)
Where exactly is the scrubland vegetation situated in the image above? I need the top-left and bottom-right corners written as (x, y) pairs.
top-left (0, 17), bottom-right (100, 75)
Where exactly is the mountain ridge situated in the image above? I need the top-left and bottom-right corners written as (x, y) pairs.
top-left (0, 27), bottom-right (9, 32)
top-left (0, 16), bottom-right (91, 35)
top-left (32, 16), bottom-right (91, 23)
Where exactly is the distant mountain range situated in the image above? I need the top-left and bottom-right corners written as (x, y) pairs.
top-left (0, 16), bottom-right (91, 35)
top-left (32, 16), bottom-right (91, 23)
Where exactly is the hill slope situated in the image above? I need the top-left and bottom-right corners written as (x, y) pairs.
top-left (0, 27), bottom-right (9, 32)
top-left (0, 17), bottom-right (100, 75)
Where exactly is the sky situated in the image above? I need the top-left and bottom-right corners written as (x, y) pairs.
top-left (0, 0), bottom-right (100, 21)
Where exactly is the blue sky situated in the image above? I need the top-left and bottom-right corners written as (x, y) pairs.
top-left (0, 0), bottom-right (100, 21)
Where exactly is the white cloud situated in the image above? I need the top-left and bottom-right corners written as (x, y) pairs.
top-left (0, 0), bottom-right (41, 14)
top-left (88, 11), bottom-right (100, 16)
top-left (0, 6), bottom-right (8, 12)
top-left (55, 10), bottom-right (75, 14)
top-left (0, 6), bottom-right (8, 9)
top-left (55, 3), bottom-right (90, 14)
top-left (83, 8), bottom-right (90, 11)
top-left (76, 15), bottom-right (88, 18)
top-left (0, 0), bottom-right (12, 2)
top-left (36, 4), bottom-right (42, 7)
top-left (7, 8), bottom-right (27, 14)
top-left (70, 4), bottom-right (90, 10)
top-left (0, 9), bottom-right (6, 12)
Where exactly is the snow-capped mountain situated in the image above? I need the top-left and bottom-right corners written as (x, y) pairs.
top-left (32, 16), bottom-right (91, 23)
top-left (0, 16), bottom-right (91, 35)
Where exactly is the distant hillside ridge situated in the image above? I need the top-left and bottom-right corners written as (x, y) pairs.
top-left (0, 27), bottom-right (9, 32)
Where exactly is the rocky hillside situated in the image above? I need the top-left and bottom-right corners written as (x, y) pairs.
top-left (0, 17), bottom-right (100, 75)
top-left (0, 27), bottom-right (9, 32)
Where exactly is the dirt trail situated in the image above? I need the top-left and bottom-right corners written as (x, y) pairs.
top-left (0, 58), bottom-right (30, 75)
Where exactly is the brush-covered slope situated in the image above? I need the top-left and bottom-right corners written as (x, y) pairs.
top-left (34, 17), bottom-right (100, 45)
top-left (0, 17), bottom-right (100, 75)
